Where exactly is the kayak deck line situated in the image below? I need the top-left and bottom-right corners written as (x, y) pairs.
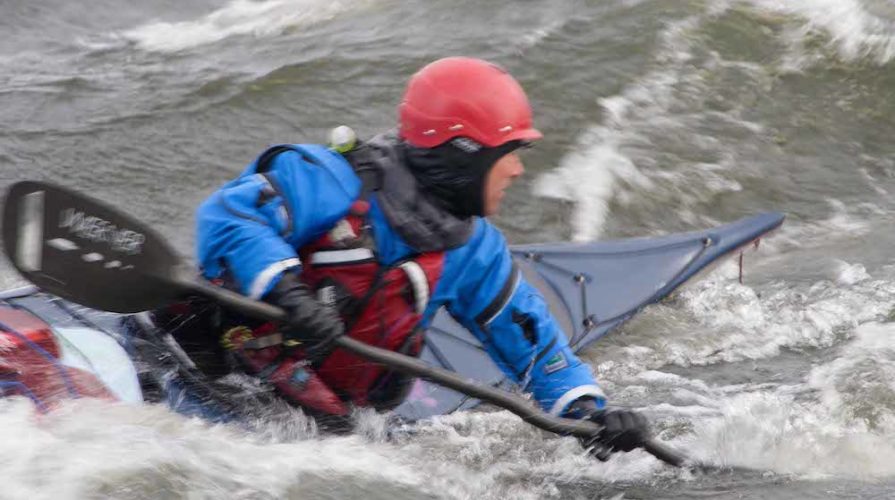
top-left (399, 212), bottom-right (784, 421)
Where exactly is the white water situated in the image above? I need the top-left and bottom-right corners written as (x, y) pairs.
top-left (5, 0), bottom-right (895, 497)
top-left (748, 0), bottom-right (895, 63)
top-left (6, 252), bottom-right (895, 498)
top-left (0, 398), bottom-right (669, 500)
top-left (122, 0), bottom-right (378, 53)
top-left (535, 0), bottom-right (895, 242)
top-left (0, 400), bottom-right (437, 500)
top-left (677, 321), bottom-right (895, 478)
top-left (534, 12), bottom-right (762, 241)
top-left (575, 251), bottom-right (895, 479)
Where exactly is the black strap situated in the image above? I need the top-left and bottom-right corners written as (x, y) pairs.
top-left (475, 261), bottom-right (520, 326)
top-left (255, 142), bottom-right (381, 199)
top-left (341, 142), bottom-right (383, 197)
top-left (254, 145), bottom-right (297, 173)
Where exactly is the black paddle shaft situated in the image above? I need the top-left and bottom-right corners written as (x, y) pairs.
top-left (1, 180), bottom-right (689, 468)
top-left (193, 279), bottom-right (687, 466)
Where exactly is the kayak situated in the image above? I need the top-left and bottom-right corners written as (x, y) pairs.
top-left (0, 211), bottom-right (784, 423)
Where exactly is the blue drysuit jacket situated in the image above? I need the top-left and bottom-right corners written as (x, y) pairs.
top-left (196, 144), bottom-right (606, 415)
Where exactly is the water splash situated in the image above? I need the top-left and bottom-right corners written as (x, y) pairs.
top-left (748, 0), bottom-right (895, 64)
top-left (533, 11), bottom-right (767, 241)
top-left (0, 398), bottom-right (433, 500)
top-left (122, 0), bottom-right (376, 53)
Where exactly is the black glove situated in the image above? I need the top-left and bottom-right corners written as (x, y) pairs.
top-left (263, 272), bottom-right (344, 357)
top-left (565, 398), bottom-right (650, 461)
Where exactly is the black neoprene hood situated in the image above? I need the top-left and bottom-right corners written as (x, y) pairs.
top-left (404, 138), bottom-right (523, 218)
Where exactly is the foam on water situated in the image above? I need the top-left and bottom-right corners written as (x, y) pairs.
top-left (686, 390), bottom-right (895, 477)
top-left (533, 134), bottom-right (649, 242)
top-left (0, 397), bottom-right (680, 500)
top-left (0, 399), bottom-right (435, 500)
top-left (808, 322), bottom-right (895, 422)
top-left (573, 244), bottom-right (895, 479)
top-left (588, 256), bottom-right (895, 377)
top-left (533, 11), bottom-right (767, 241)
top-left (672, 321), bottom-right (895, 478)
top-left (121, 0), bottom-right (376, 53)
top-left (747, 0), bottom-right (895, 64)
top-left (592, 338), bottom-right (895, 479)
top-left (756, 200), bottom-right (877, 260)
top-left (533, 16), bottom-right (699, 241)
top-left (392, 410), bottom-right (668, 496)
top-left (534, 0), bottom-right (895, 244)
top-left (5, 0), bottom-right (895, 495)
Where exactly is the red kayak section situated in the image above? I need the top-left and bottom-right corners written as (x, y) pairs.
top-left (0, 306), bottom-right (115, 411)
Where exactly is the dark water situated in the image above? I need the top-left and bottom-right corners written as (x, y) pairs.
top-left (4, 0), bottom-right (895, 498)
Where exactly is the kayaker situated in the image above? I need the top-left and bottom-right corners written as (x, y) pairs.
top-left (195, 56), bottom-right (649, 459)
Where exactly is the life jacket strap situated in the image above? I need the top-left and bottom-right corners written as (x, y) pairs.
top-left (398, 261), bottom-right (429, 314)
top-left (309, 248), bottom-right (375, 266)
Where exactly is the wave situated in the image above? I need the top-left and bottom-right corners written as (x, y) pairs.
top-left (532, 13), bottom-right (754, 241)
top-left (532, 0), bottom-right (895, 243)
top-left (747, 0), bottom-right (895, 64)
top-left (0, 399), bottom-right (438, 500)
top-left (121, 0), bottom-right (377, 53)
top-left (677, 321), bottom-right (895, 477)
top-left (592, 304), bottom-right (895, 478)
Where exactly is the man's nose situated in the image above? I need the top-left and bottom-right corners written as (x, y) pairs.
top-left (511, 156), bottom-right (525, 177)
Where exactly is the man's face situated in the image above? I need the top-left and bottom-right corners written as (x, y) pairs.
top-left (483, 152), bottom-right (525, 216)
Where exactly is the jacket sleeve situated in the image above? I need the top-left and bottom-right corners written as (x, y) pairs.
top-left (444, 219), bottom-right (607, 415)
top-left (196, 144), bottom-right (361, 298)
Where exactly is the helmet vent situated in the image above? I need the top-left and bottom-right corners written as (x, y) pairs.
top-left (450, 137), bottom-right (482, 154)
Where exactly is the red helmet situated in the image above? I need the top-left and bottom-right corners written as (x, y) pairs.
top-left (398, 57), bottom-right (543, 148)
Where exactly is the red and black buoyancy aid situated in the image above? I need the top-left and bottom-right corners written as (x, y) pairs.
top-left (296, 198), bottom-right (444, 408)
top-left (235, 144), bottom-right (446, 412)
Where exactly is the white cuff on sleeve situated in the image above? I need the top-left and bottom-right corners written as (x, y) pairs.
top-left (249, 258), bottom-right (301, 299)
top-left (548, 384), bottom-right (607, 416)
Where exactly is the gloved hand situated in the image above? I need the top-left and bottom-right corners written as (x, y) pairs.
top-left (263, 272), bottom-right (344, 358)
top-left (564, 398), bottom-right (650, 461)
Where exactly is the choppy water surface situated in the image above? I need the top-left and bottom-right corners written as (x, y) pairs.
top-left (4, 0), bottom-right (895, 498)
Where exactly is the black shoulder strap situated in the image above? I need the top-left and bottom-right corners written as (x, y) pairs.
top-left (253, 143), bottom-right (380, 198)
top-left (341, 143), bottom-right (383, 198)
top-left (254, 145), bottom-right (297, 174)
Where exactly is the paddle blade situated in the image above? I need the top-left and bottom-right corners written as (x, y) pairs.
top-left (2, 181), bottom-right (189, 313)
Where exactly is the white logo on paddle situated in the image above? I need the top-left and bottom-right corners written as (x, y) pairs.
top-left (58, 208), bottom-right (146, 255)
